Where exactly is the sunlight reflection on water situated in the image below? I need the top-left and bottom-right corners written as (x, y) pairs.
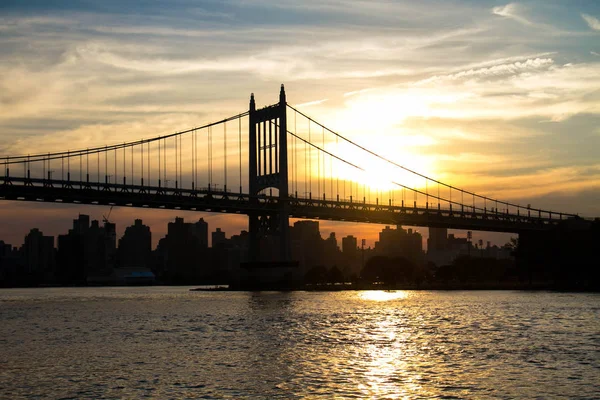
top-left (0, 288), bottom-right (598, 399)
top-left (359, 290), bottom-right (409, 302)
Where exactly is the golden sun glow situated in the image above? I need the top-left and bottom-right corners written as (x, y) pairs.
top-left (297, 92), bottom-right (444, 195)
top-left (359, 290), bottom-right (409, 302)
top-left (321, 132), bottom-right (437, 193)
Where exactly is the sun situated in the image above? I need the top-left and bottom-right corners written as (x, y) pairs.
top-left (288, 90), bottom-right (444, 199)
top-left (322, 135), bottom-right (436, 194)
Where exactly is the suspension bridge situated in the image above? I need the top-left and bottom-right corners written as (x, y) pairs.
top-left (0, 85), bottom-right (578, 263)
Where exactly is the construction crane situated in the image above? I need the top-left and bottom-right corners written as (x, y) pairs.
top-left (102, 205), bottom-right (114, 225)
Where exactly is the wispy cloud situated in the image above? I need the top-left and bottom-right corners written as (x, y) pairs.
top-left (296, 99), bottom-right (329, 108)
top-left (416, 57), bottom-right (554, 85)
top-left (492, 3), bottom-right (533, 26)
top-left (461, 165), bottom-right (600, 203)
top-left (581, 13), bottom-right (600, 31)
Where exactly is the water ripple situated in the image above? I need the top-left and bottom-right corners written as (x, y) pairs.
top-left (0, 288), bottom-right (598, 399)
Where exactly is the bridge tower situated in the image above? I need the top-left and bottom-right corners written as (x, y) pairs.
top-left (248, 85), bottom-right (291, 263)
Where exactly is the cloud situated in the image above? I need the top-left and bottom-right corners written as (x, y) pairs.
top-left (459, 165), bottom-right (600, 204)
top-left (581, 13), bottom-right (600, 31)
top-left (296, 99), bottom-right (329, 108)
top-left (492, 3), bottom-right (533, 26)
top-left (416, 57), bottom-right (554, 85)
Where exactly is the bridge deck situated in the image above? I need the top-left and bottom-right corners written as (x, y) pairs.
top-left (0, 177), bottom-right (567, 233)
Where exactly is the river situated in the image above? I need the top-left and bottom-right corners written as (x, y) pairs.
top-left (0, 287), bottom-right (598, 399)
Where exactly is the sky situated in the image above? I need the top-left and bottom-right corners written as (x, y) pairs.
top-left (0, 0), bottom-right (599, 249)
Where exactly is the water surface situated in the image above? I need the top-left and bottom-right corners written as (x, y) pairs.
top-left (1, 287), bottom-right (598, 399)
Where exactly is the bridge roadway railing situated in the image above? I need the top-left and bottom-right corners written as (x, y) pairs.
top-left (287, 194), bottom-right (571, 233)
top-left (0, 176), bottom-right (574, 233)
top-left (0, 177), bottom-right (274, 214)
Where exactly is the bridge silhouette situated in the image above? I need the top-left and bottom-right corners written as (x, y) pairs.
top-left (0, 85), bottom-right (578, 263)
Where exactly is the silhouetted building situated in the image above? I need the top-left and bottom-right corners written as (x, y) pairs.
top-left (118, 219), bottom-right (151, 269)
top-left (341, 235), bottom-right (361, 275)
top-left (194, 218), bottom-right (209, 249)
top-left (57, 232), bottom-right (86, 285)
top-left (428, 227), bottom-right (448, 252)
top-left (212, 228), bottom-right (226, 248)
top-left (84, 220), bottom-right (117, 283)
top-left (374, 225), bottom-right (423, 265)
top-left (55, 214), bottom-right (116, 284)
top-left (21, 229), bottom-right (55, 278)
top-left (291, 220), bottom-right (324, 272)
top-left (342, 235), bottom-right (358, 257)
top-left (157, 216), bottom-right (216, 283)
top-left (0, 241), bottom-right (19, 286)
top-left (72, 214), bottom-right (90, 236)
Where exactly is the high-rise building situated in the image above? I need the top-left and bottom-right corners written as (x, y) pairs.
top-left (428, 227), bottom-right (448, 252)
top-left (194, 218), bottom-right (209, 248)
top-left (212, 228), bottom-right (227, 248)
top-left (118, 219), bottom-right (151, 268)
top-left (160, 216), bottom-right (213, 282)
top-left (290, 220), bottom-right (324, 272)
top-left (22, 228), bottom-right (54, 276)
top-left (374, 225), bottom-right (423, 264)
top-left (72, 214), bottom-right (90, 235)
top-left (342, 235), bottom-right (358, 256)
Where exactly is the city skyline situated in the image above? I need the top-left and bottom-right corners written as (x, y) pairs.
top-left (0, 209), bottom-right (513, 252)
top-left (1, 0), bottom-right (599, 247)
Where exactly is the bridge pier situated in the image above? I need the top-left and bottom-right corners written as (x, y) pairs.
top-left (240, 85), bottom-right (298, 289)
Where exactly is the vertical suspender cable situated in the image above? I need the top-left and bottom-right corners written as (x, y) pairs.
top-left (308, 120), bottom-right (312, 196)
top-left (97, 150), bottom-right (100, 188)
top-left (317, 126), bottom-right (320, 197)
top-left (179, 135), bottom-right (182, 188)
top-left (141, 141), bottom-right (144, 186)
top-left (294, 118), bottom-right (297, 195)
top-left (330, 141), bottom-right (332, 199)
top-left (195, 129), bottom-right (198, 190)
top-left (147, 139), bottom-right (150, 187)
top-left (158, 139), bottom-right (161, 187)
top-left (224, 121), bottom-right (227, 192)
top-left (303, 127), bottom-right (308, 198)
top-left (209, 126), bottom-right (212, 188)
top-left (322, 126), bottom-right (325, 198)
top-left (268, 120), bottom-right (272, 175)
top-left (238, 118), bottom-right (242, 193)
top-left (262, 121), bottom-right (265, 178)
top-left (104, 146), bottom-right (108, 184)
top-left (122, 144), bottom-right (125, 185)
top-left (191, 129), bottom-right (195, 190)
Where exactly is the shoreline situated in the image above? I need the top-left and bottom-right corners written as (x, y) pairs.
top-left (1, 282), bottom-right (598, 292)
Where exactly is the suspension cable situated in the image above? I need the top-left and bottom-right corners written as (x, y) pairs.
top-left (287, 103), bottom-right (570, 216)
